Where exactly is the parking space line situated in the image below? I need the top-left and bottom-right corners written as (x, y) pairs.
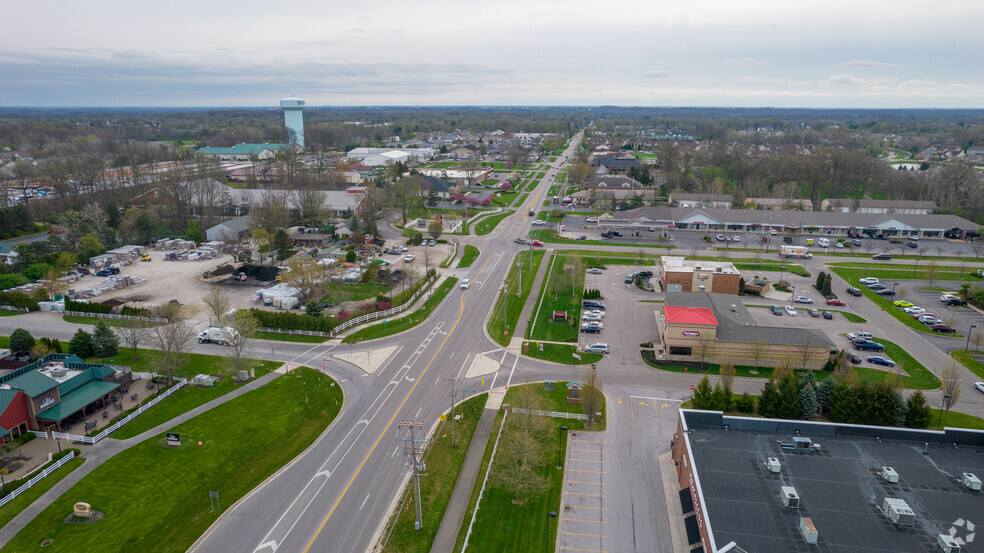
top-left (570, 458), bottom-right (605, 463)
top-left (563, 531), bottom-right (608, 538)
top-left (569, 469), bottom-right (607, 474)
top-left (564, 492), bottom-right (606, 497)
top-left (571, 439), bottom-right (606, 444)
top-left (565, 518), bottom-right (607, 524)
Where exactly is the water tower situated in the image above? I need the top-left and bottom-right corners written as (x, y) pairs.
top-left (280, 96), bottom-right (305, 148)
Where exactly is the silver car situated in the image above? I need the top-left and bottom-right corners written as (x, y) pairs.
top-left (583, 343), bottom-right (610, 354)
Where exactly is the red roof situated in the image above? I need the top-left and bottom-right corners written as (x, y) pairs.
top-left (663, 306), bottom-right (718, 326)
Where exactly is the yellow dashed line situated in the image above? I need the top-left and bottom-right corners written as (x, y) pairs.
top-left (567, 480), bottom-right (604, 485)
top-left (570, 458), bottom-right (605, 463)
top-left (564, 492), bottom-right (606, 497)
top-left (563, 531), bottom-right (608, 538)
top-left (565, 518), bottom-right (608, 524)
top-left (569, 469), bottom-right (607, 474)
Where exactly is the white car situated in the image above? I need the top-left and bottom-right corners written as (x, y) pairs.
top-left (582, 311), bottom-right (604, 321)
top-left (940, 294), bottom-right (958, 302)
top-left (716, 234), bottom-right (725, 241)
top-left (770, 229), bottom-right (778, 235)
top-left (732, 235), bottom-right (740, 242)
top-left (531, 220), bottom-right (546, 226)
top-left (975, 382), bottom-right (984, 394)
top-left (919, 316), bottom-right (940, 325)
top-left (784, 306), bottom-right (797, 316)
top-left (404, 254), bottom-right (416, 262)
top-left (586, 216), bottom-right (599, 223)
top-left (859, 277), bottom-right (879, 286)
top-left (904, 306), bottom-right (925, 315)
top-left (580, 321), bottom-right (603, 330)
top-left (460, 279), bottom-right (471, 289)
top-left (583, 343), bottom-right (610, 354)
top-left (794, 296), bottom-right (813, 304)
top-left (586, 268), bottom-right (602, 275)
top-left (835, 241), bottom-right (844, 248)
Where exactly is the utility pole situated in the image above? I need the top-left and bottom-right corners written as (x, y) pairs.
top-left (397, 421), bottom-right (428, 531)
top-left (502, 283), bottom-right (508, 335)
top-left (444, 376), bottom-right (461, 448)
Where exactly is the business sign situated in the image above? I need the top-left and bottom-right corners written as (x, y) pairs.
top-left (682, 330), bottom-right (701, 337)
top-left (166, 432), bottom-right (180, 446)
top-left (39, 396), bottom-right (56, 410)
top-left (697, 274), bottom-right (709, 280)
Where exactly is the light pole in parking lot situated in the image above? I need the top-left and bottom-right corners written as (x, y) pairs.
top-left (965, 324), bottom-right (977, 353)
top-left (937, 393), bottom-right (951, 431)
top-left (892, 282), bottom-right (898, 299)
top-left (913, 257), bottom-right (919, 278)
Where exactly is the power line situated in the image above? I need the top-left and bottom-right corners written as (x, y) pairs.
top-left (396, 420), bottom-right (428, 531)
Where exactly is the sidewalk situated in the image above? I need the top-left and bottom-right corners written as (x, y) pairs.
top-left (513, 249), bottom-right (554, 341)
top-left (428, 396), bottom-right (500, 553)
top-left (0, 370), bottom-right (281, 546)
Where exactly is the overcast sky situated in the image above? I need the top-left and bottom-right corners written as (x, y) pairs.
top-left (2, 0), bottom-right (982, 108)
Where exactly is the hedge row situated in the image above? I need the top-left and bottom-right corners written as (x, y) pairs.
top-left (120, 305), bottom-right (150, 317)
top-left (246, 308), bottom-right (337, 333)
top-left (65, 299), bottom-right (112, 314)
top-left (0, 289), bottom-right (48, 311)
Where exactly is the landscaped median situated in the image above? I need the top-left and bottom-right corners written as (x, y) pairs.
top-left (950, 350), bottom-right (984, 380)
top-left (342, 277), bottom-right (458, 343)
top-left (378, 393), bottom-right (488, 553)
top-left (4, 367), bottom-right (343, 553)
top-left (529, 229), bottom-right (674, 249)
top-left (452, 382), bottom-right (605, 553)
top-left (488, 251), bottom-right (545, 346)
top-left (827, 266), bottom-right (967, 337)
top-left (523, 342), bottom-right (603, 365)
top-left (475, 210), bottom-right (514, 236)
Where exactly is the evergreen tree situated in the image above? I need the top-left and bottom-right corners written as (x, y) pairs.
top-left (905, 391), bottom-right (932, 428)
top-left (759, 380), bottom-right (780, 418)
top-left (735, 392), bottom-right (756, 414)
top-left (68, 328), bottom-right (94, 359)
top-left (815, 271), bottom-right (827, 291)
top-left (272, 229), bottom-right (294, 261)
top-left (90, 319), bottom-right (119, 361)
top-left (800, 381), bottom-right (818, 420)
top-left (10, 328), bottom-right (34, 354)
top-left (827, 382), bottom-right (856, 423)
top-left (691, 376), bottom-right (713, 409)
top-left (305, 301), bottom-right (323, 317)
top-left (893, 394), bottom-right (907, 427)
top-left (710, 383), bottom-right (728, 411)
top-left (815, 379), bottom-right (835, 414)
top-left (777, 373), bottom-right (802, 419)
top-left (822, 277), bottom-right (832, 297)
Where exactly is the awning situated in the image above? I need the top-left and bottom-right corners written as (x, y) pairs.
top-left (35, 380), bottom-right (119, 422)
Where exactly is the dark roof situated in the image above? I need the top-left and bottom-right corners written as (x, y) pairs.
top-left (684, 413), bottom-right (984, 553)
top-left (420, 175), bottom-right (455, 193)
top-left (593, 156), bottom-right (642, 169)
top-left (670, 193), bottom-right (735, 202)
top-left (586, 175), bottom-right (645, 189)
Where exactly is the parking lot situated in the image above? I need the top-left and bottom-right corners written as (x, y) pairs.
top-left (579, 266), bottom-right (659, 364)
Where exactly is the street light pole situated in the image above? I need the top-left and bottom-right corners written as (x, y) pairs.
top-left (892, 282), bottom-right (898, 299)
top-left (965, 324), bottom-right (977, 352)
top-left (937, 393), bottom-right (951, 430)
top-left (558, 425), bottom-right (568, 469)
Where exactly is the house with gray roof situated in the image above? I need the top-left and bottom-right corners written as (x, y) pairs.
top-left (820, 198), bottom-right (937, 214)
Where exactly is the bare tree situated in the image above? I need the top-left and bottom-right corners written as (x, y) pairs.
top-left (494, 383), bottom-right (548, 503)
top-left (924, 259), bottom-right (939, 288)
top-left (940, 361), bottom-right (961, 412)
top-left (228, 310), bottom-right (259, 371)
top-left (251, 189), bottom-right (291, 232)
top-left (719, 358), bottom-right (736, 391)
top-left (293, 183), bottom-right (327, 228)
top-left (280, 256), bottom-right (330, 301)
top-left (115, 319), bottom-right (148, 358)
top-left (971, 326), bottom-right (984, 352)
top-left (581, 364), bottom-right (604, 428)
top-left (694, 335), bottom-right (716, 370)
top-left (146, 304), bottom-right (197, 385)
top-left (202, 287), bottom-right (232, 324)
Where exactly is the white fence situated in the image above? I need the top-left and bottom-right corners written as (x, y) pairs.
top-left (38, 377), bottom-right (187, 446)
top-left (258, 328), bottom-right (331, 338)
top-left (64, 310), bottom-right (166, 323)
top-left (330, 275), bottom-right (438, 336)
top-left (511, 408), bottom-right (588, 420)
top-left (0, 451), bottom-right (76, 508)
top-left (0, 305), bottom-right (29, 313)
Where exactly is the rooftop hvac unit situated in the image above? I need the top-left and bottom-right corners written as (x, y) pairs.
top-left (695, 266), bottom-right (701, 270)
top-left (881, 466), bottom-right (899, 483)
top-left (799, 517), bottom-right (818, 545)
top-left (792, 436), bottom-right (814, 451)
top-left (49, 367), bottom-right (68, 378)
top-left (715, 267), bottom-right (723, 272)
top-left (938, 534), bottom-right (961, 553)
top-left (960, 473), bottom-right (981, 491)
top-left (883, 498), bottom-right (915, 527)
top-left (780, 486), bottom-right (800, 509)
top-left (767, 458), bottom-right (781, 473)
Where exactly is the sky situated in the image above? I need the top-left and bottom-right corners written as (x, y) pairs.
top-left (2, 0), bottom-right (982, 108)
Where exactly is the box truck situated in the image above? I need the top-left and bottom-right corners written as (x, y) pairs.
top-left (779, 245), bottom-right (812, 259)
top-left (197, 326), bottom-right (241, 346)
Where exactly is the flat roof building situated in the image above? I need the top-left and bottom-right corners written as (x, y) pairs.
top-left (672, 409), bottom-right (984, 553)
top-left (660, 256), bottom-right (740, 295)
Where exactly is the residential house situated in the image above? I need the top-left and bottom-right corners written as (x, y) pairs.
top-left (420, 175), bottom-right (456, 199)
top-left (592, 156), bottom-right (643, 174)
top-left (195, 143), bottom-right (299, 161)
top-left (745, 197), bottom-right (814, 211)
top-left (446, 144), bottom-right (482, 158)
top-left (584, 175), bottom-right (645, 189)
top-left (967, 145), bottom-right (984, 162)
top-left (571, 188), bottom-right (656, 207)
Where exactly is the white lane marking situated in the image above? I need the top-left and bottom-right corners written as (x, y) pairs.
top-left (499, 349), bottom-right (507, 364)
top-left (254, 540), bottom-right (278, 553)
top-left (489, 371), bottom-right (498, 391)
top-left (506, 353), bottom-right (519, 387)
top-left (456, 356), bottom-right (469, 379)
top-left (360, 494), bottom-right (371, 510)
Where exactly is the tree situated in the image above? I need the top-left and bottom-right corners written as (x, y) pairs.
top-left (494, 383), bottom-right (548, 503)
top-left (691, 376), bottom-right (714, 410)
top-left (924, 259), bottom-right (939, 288)
top-left (815, 378), bottom-right (835, 415)
top-left (10, 328), bottom-right (34, 355)
top-left (392, 176), bottom-right (424, 224)
top-left (821, 276), bottom-right (832, 297)
top-left (567, 162), bottom-right (590, 189)
top-left (758, 379), bottom-right (780, 418)
top-left (718, 358), bottom-right (736, 410)
top-left (90, 319), bottom-right (119, 361)
top-left (815, 271), bottom-right (827, 291)
top-left (905, 391), bottom-right (932, 428)
top-left (777, 373), bottom-right (801, 419)
top-left (228, 310), bottom-right (259, 371)
top-left (250, 189), bottom-right (290, 232)
top-left (693, 335), bottom-right (716, 370)
top-left (427, 220), bottom-right (443, 241)
top-left (281, 256), bottom-right (330, 301)
top-left (115, 319), bottom-right (147, 358)
top-left (68, 328), bottom-right (94, 359)
top-left (800, 380), bottom-right (818, 420)
top-left (305, 301), bottom-right (323, 317)
top-left (581, 364), bottom-right (604, 427)
top-left (940, 361), bottom-right (961, 412)
top-left (147, 304), bottom-right (197, 385)
top-left (202, 287), bottom-right (232, 325)
top-left (272, 228), bottom-right (294, 261)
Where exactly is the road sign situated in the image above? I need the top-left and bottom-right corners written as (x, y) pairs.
top-left (690, 385), bottom-right (695, 391)
top-left (366, 349), bottom-right (371, 356)
top-left (572, 353), bottom-right (582, 360)
top-left (440, 413), bottom-right (446, 421)
top-left (322, 362), bottom-right (326, 369)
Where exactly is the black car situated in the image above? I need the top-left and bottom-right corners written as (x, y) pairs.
top-left (611, 231), bottom-right (623, 237)
top-left (581, 325), bottom-right (601, 334)
top-left (868, 283), bottom-right (887, 291)
top-left (624, 275), bottom-right (634, 284)
top-left (583, 301), bottom-right (606, 310)
top-left (600, 231), bottom-right (612, 238)
top-left (822, 311), bottom-right (833, 319)
top-left (848, 353), bottom-right (862, 364)
top-left (946, 298), bottom-right (968, 306)
top-left (95, 267), bottom-right (120, 277)
top-left (770, 305), bottom-right (782, 316)
top-left (872, 253), bottom-right (892, 260)
top-left (877, 289), bottom-right (896, 296)
top-left (846, 287), bottom-right (862, 297)
top-left (636, 270), bottom-right (654, 279)
top-left (576, 235), bottom-right (587, 241)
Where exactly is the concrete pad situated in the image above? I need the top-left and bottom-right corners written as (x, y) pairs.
top-left (658, 450), bottom-right (691, 553)
top-left (485, 387), bottom-right (507, 410)
top-left (465, 353), bottom-right (500, 379)
top-left (332, 345), bottom-right (398, 374)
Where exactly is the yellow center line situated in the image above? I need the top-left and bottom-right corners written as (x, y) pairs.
top-left (562, 531), bottom-right (608, 538)
top-left (564, 518), bottom-right (608, 524)
top-left (569, 469), bottom-right (607, 474)
top-left (302, 249), bottom-right (500, 553)
top-left (572, 439), bottom-right (606, 444)
top-left (570, 448), bottom-right (602, 453)
top-left (567, 505), bottom-right (607, 510)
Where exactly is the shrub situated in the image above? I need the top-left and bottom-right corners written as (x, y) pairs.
top-left (735, 393), bottom-right (756, 414)
top-left (337, 310), bottom-right (351, 322)
top-left (0, 289), bottom-right (49, 310)
top-left (246, 308), bottom-right (336, 333)
top-left (65, 299), bottom-right (112, 314)
top-left (10, 328), bottom-right (34, 354)
top-left (68, 328), bottom-right (94, 358)
top-left (0, 273), bottom-right (31, 290)
top-left (376, 301), bottom-right (392, 311)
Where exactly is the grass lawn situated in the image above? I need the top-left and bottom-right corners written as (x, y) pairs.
top-left (62, 316), bottom-right (152, 328)
top-left (872, 336), bottom-right (941, 389)
top-left (928, 409), bottom-right (984, 430)
top-left (529, 230), bottom-right (674, 249)
top-left (832, 310), bottom-right (867, 323)
top-left (452, 384), bottom-right (603, 553)
top-left (918, 286), bottom-right (953, 292)
top-left (458, 245), bottom-right (480, 268)
top-left (950, 350), bottom-right (984, 380)
top-left (555, 172), bottom-right (566, 183)
top-left (732, 262), bottom-right (810, 277)
top-left (523, 342), bottom-right (604, 366)
top-left (528, 255), bottom-right (584, 342)
top-left (828, 267), bottom-right (966, 337)
top-left (5, 367), bottom-right (343, 553)
top-left (475, 210), bottom-right (513, 236)
top-left (0, 310), bottom-right (24, 317)
top-left (488, 251), bottom-right (545, 346)
top-left (252, 331), bottom-right (327, 343)
top-left (320, 282), bottom-right (391, 304)
top-left (95, 348), bottom-right (273, 381)
top-left (0, 457), bottom-right (85, 530)
top-left (380, 393), bottom-right (488, 553)
top-left (343, 277), bottom-right (457, 343)
top-left (828, 265), bottom-right (978, 282)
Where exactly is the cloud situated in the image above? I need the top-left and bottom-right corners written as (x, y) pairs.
top-left (898, 79), bottom-right (936, 88)
top-left (642, 71), bottom-right (668, 79)
top-left (840, 60), bottom-right (901, 69)
top-left (825, 74), bottom-right (865, 85)
top-left (727, 57), bottom-right (772, 65)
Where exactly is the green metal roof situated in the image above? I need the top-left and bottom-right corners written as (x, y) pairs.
top-left (35, 380), bottom-right (119, 422)
top-left (0, 427), bottom-right (8, 439)
top-left (0, 389), bottom-right (19, 413)
top-left (196, 143), bottom-right (292, 156)
top-left (57, 365), bottom-right (115, 397)
top-left (5, 370), bottom-right (59, 397)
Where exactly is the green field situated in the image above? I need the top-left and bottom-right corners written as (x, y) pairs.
top-left (0, 457), bottom-right (85, 530)
top-left (5, 367), bottom-right (343, 553)
top-left (320, 282), bottom-right (391, 304)
top-left (828, 264), bottom-right (979, 282)
top-left (732, 262), bottom-right (811, 277)
top-left (252, 331), bottom-right (327, 343)
top-left (475, 210), bottom-right (513, 236)
top-left (950, 350), bottom-right (984, 380)
top-left (488, 250), bottom-right (545, 346)
top-left (343, 277), bottom-right (458, 343)
top-left (523, 342), bottom-right (604, 365)
top-left (529, 229), bottom-right (674, 249)
top-left (930, 409), bottom-right (984, 430)
top-left (458, 245), bottom-right (480, 268)
top-left (528, 255), bottom-right (584, 342)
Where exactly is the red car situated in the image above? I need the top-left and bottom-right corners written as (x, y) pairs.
top-left (826, 298), bottom-right (846, 306)
top-left (530, 240), bottom-right (544, 247)
top-left (932, 323), bottom-right (956, 333)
